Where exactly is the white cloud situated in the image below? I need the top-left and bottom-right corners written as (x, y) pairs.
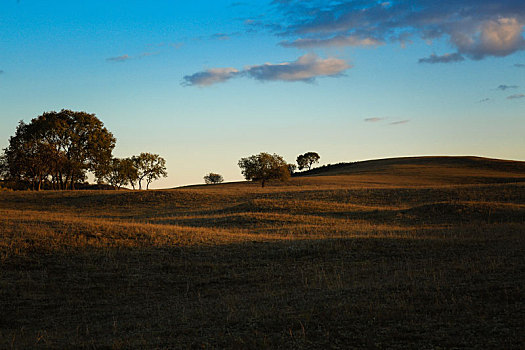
top-left (244, 54), bottom-right (351, 82)
top-left (497, 84), bottom-right (519, 91)
top-left (507, 94), bottom-right (525, 99)
top-left (106, 55), bottom-right (130, 62)
top-left (183, 54), bottom-right (351, 86)
top-left (267, 1), bottom-right (525, 61)
top-left (452, 17), bottom-right (525, 59)
top-left (364, 117), bottom-right (386, 122)
top-left (280, 35), bottom-right (383, 48)
top-left (183, 68), bottom-right (240, 86)
top-left (418, 52), bottom-right (465, 64)
top-left (390, 120), bottom-right (410, 125)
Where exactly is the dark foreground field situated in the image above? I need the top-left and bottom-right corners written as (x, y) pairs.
top-left (1, 157), bottom-right (524, 349)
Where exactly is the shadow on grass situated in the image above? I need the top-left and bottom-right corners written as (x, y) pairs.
top-left (1, 234), bottom-right (523, 349)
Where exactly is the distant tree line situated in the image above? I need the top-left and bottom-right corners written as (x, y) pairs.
top-left (200, 152), bottom-right (321, 188)
top-left (0, 110), bottom-right (322, 190)
top-left (0, 110), bottom-right (167, 190)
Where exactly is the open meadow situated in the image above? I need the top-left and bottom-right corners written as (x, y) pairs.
top-left (1, 157), bottom-right (524, 348)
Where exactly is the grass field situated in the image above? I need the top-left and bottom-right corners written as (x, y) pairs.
top-left (1, 156), bottom-right (524, 349)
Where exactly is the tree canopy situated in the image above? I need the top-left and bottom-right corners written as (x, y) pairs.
top-left (101, 157), bottom-right (139, 190)
top-left (238, 152), bottom-right (290, 187)
top-left (133, 153), bottom-right (168, 190)
top-left (2, 110), bottom-right (115, 190)
top-left (297, 152), bottom-right (320, 171)
top-left (204, 173), bottom-right (224, 184)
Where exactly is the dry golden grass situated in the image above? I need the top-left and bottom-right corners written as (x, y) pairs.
top-left (1, 157), bottom-right (524, 348)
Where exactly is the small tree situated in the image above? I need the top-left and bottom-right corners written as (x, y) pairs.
top-left (204, 173), bottom-right (224, 184)
top-left (238, 152), bottom-right (290, 187)
top-left (297, 152), bottom-right (320, 171)
top-left (133, 152), bottom-right (168, 190)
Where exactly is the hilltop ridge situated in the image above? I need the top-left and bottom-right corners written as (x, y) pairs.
top-left (283, 155), bottom-right (525, 187)
top-left (295, 156), bottom-right (525, 176)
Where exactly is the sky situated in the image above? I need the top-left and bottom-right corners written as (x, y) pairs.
top-left (1, 0), bottom-right (524, 188)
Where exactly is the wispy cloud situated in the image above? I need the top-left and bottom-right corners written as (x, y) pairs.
top-left (243, 17), bottom-right (284, 34)
top-left (515, 63), bottom-right (525, 68)
top-left (169, 42), bottom-right (183, 49)
top-left (107, 51), bottom-right (162, 62)
top-left (183, 68), bottom-right (240, 87)
top-left (497, 84), bottom-right (519, 91)
top-left (364, 117), bottom-right (386, 122)
top-left (507, 94), bottom-right (525, 99)
top-left (418, 53), bottom-right (465, 64)
top-left (267, 0), bottom-right (525, 60)
top-left (106, 55), bottom-right (131, 62)
top-left (479, 98), bottom-right (490, 103)
top-left (212, 33), bottom-right (231, 40)
top-left (140, 52), bottom-right (160, 58)
top-left (390, 120), bottom-right (410, 125)
top-left (183, 54), bottom-right (351, 86)
top-left (280, 35), bottom-right (383, 48)
top-left (194, 32), bottom-right (240, 42)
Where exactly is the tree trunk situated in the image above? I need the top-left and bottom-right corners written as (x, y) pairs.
top-left (58, 172), bottom-right (64, 190)
top-left (65, 172), bottom-right (71, 190)
top-left (70, 172), bottom-right (75, 190)
top-left (261, 179), bottom-right (266, 187)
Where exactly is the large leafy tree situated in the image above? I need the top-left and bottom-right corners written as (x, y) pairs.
top-left (2, 110), bottom-right (115, 190)
top-left (238, 152), bottom-right (290, 187)
top-left (297, 152), bottom-right (320, 171)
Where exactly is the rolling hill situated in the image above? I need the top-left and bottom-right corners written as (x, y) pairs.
top-left (290, 155), bottom-right (525, 187)
top-left (0, 155), bottom-right (523, 348)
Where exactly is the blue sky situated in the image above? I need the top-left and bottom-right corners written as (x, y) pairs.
top-left (1, 0), bottom-right (524, 187)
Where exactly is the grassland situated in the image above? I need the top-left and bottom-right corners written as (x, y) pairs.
top-left (1, 156), bottom-right (524, 349)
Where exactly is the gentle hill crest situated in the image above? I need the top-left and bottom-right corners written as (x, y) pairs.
top-left (295, 156), bottom-right (525, 176)
top-left (287, 156), bottom-right (525, 187)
